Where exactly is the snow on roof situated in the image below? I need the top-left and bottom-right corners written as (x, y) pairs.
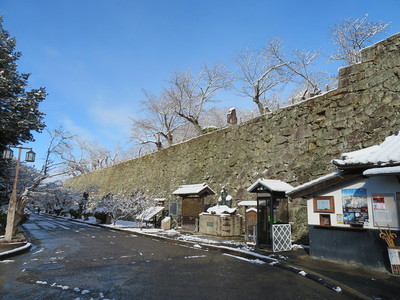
top-left (286, 170), bottom-right (344, 196)
top-left (332, 131), bottom-right (400, 168)
top-left (246, 207), bottom-right (257, 213)
top-left (206, 205), bottom-right (236, 215)
top-left (247, 179), bottom-right (293, 193)
top-left (172, 183), bottom-right (215, 195)
top-left (237, 200), bottom-right (257, 206)
top-left (136, 206), bottom-right (164, 221)
top-left (288, 132), bottom-right (400, 198)
top-left (363, 166), bottom-right (400, 177)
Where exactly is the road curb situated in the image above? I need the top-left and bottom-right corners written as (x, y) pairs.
top-left (0, 227), bottom-right (33, 260)
top-left (0, 241), bottom-right (32, 260)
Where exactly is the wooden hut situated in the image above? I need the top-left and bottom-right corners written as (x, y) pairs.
top-left (172, 183), bottom-right (215, 231)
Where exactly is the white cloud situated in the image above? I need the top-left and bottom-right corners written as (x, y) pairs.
top-left (62, 118), bottom-right (95, 141)
top-left (88, 103), bottom-right (133, 135)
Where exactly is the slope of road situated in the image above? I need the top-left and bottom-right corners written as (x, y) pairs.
top-left (0, 214), bottom-right (353, 300)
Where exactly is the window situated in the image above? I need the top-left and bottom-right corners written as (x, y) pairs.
top-left (169, 202), bottom-right (178, 216)
top-left (373, 193), bottom-right (399, 228)
top-left (313, 196), bottom-right (335, 213)
top-left (320, 214), bottom-right (331, 226)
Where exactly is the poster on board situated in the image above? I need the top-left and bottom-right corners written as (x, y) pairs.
top-left (336, 214), bottom-right (344, 224)
top-left (372, 193), bottom-right (397, 227)
top-left (373, 194), bottom-right (386, 210)
top-left (342, 188), bottom-right (368, 225)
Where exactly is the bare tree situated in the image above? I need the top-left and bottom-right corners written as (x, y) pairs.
top-left (130, 119), bottom-right (163, 151)
top-left (30, 181), bottom-right (81, 214)
top-left (166, 64), bottom-right (232, 135)
top-left (236, 44), bottom-right (289, 115)
top-left (330, 14), bottom-right (390, 65)
top-left (165, 107), bottom-right (232, 143)
top-left (95, 191), bottom-right (153, 226)
top-left (5, 128), bottom-right (73, 238)
top-left (56, 135), bottom-right (121, 176)
top-left (130, 90), bottom-right (184, 151)
top-left (84, 142), bottom-right (120, 171)
top-left (201, 107), bottom-right (230, 128)
top-left (267, 39), bottom-right (326, 102)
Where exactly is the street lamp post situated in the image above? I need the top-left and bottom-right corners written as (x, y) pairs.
top-left (2, 146), bottom-right (35, 241)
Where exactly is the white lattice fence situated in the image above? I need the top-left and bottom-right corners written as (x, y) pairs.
top-left (272, 224), bottom-right (292, 252)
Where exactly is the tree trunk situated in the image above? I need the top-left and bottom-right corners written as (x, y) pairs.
top-left (155, 141), bottom-right (163, 151)
top-left (8, 174), bottom-right (49, 238)
top-left (166, 132), bottom-right (173, 146)
top-left (253, 95), bottom-right (265, 115)
top-left (177, 112), bottom-right (203, 135)
top-left (12, 199), bottom-right (26, 237)
top-left (193, 120), bottom-right (203, 135)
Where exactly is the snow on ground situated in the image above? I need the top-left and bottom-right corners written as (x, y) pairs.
top-left (223, 253), bottom-right (266, 265)
top-left (184, 255), bottom-right (207, 259)
top-left (0, 260), bottom-right (15, 264)
top-left (174, 234), bottom-right (254, 251)
top-left (35, 280), bottom-right (114, 299)
top-left (298, 270), bottom-right (307, 276)
top-left (33, 248), bottom-right (44, 254)
top-left (292, 244), bottom-right (309, 250)
top-left (333, 286), bottom-right (342, 293)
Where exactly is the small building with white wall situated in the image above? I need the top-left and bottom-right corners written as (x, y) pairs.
top-left (288, 131), bottom-right (400, 272)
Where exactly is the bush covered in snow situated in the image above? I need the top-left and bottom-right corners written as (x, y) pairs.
top-left (202, 126), bottom-right (218, 134)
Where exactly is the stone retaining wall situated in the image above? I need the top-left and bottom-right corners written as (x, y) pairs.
top-left (67, 33), bottom-right (400, 241)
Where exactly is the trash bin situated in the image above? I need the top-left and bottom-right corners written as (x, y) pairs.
top-left (388, 246), bottom-right (400, 275)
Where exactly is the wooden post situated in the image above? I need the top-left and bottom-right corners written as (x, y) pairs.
top-left (269, 194), bottom-right (274, 248)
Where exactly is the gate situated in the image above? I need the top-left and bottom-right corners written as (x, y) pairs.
top-left (272, 224), bottom-right (291, 252)
top-left (182, 216), bottom-right (198, 232)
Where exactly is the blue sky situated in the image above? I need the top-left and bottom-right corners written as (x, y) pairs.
top-left (1, 0), bottom-right (400, 165)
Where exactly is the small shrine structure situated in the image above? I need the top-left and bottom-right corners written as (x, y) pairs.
top-left (172, 183), bottom-right (215, 231)
top-left (247, 179), bottom-right (293, 252)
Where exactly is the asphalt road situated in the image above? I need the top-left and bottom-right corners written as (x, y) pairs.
top-left (0, 214), bottom-right (353, 300)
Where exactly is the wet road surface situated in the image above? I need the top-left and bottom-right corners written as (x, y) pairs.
top-left (0, 214), bottom-right (353, 299)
